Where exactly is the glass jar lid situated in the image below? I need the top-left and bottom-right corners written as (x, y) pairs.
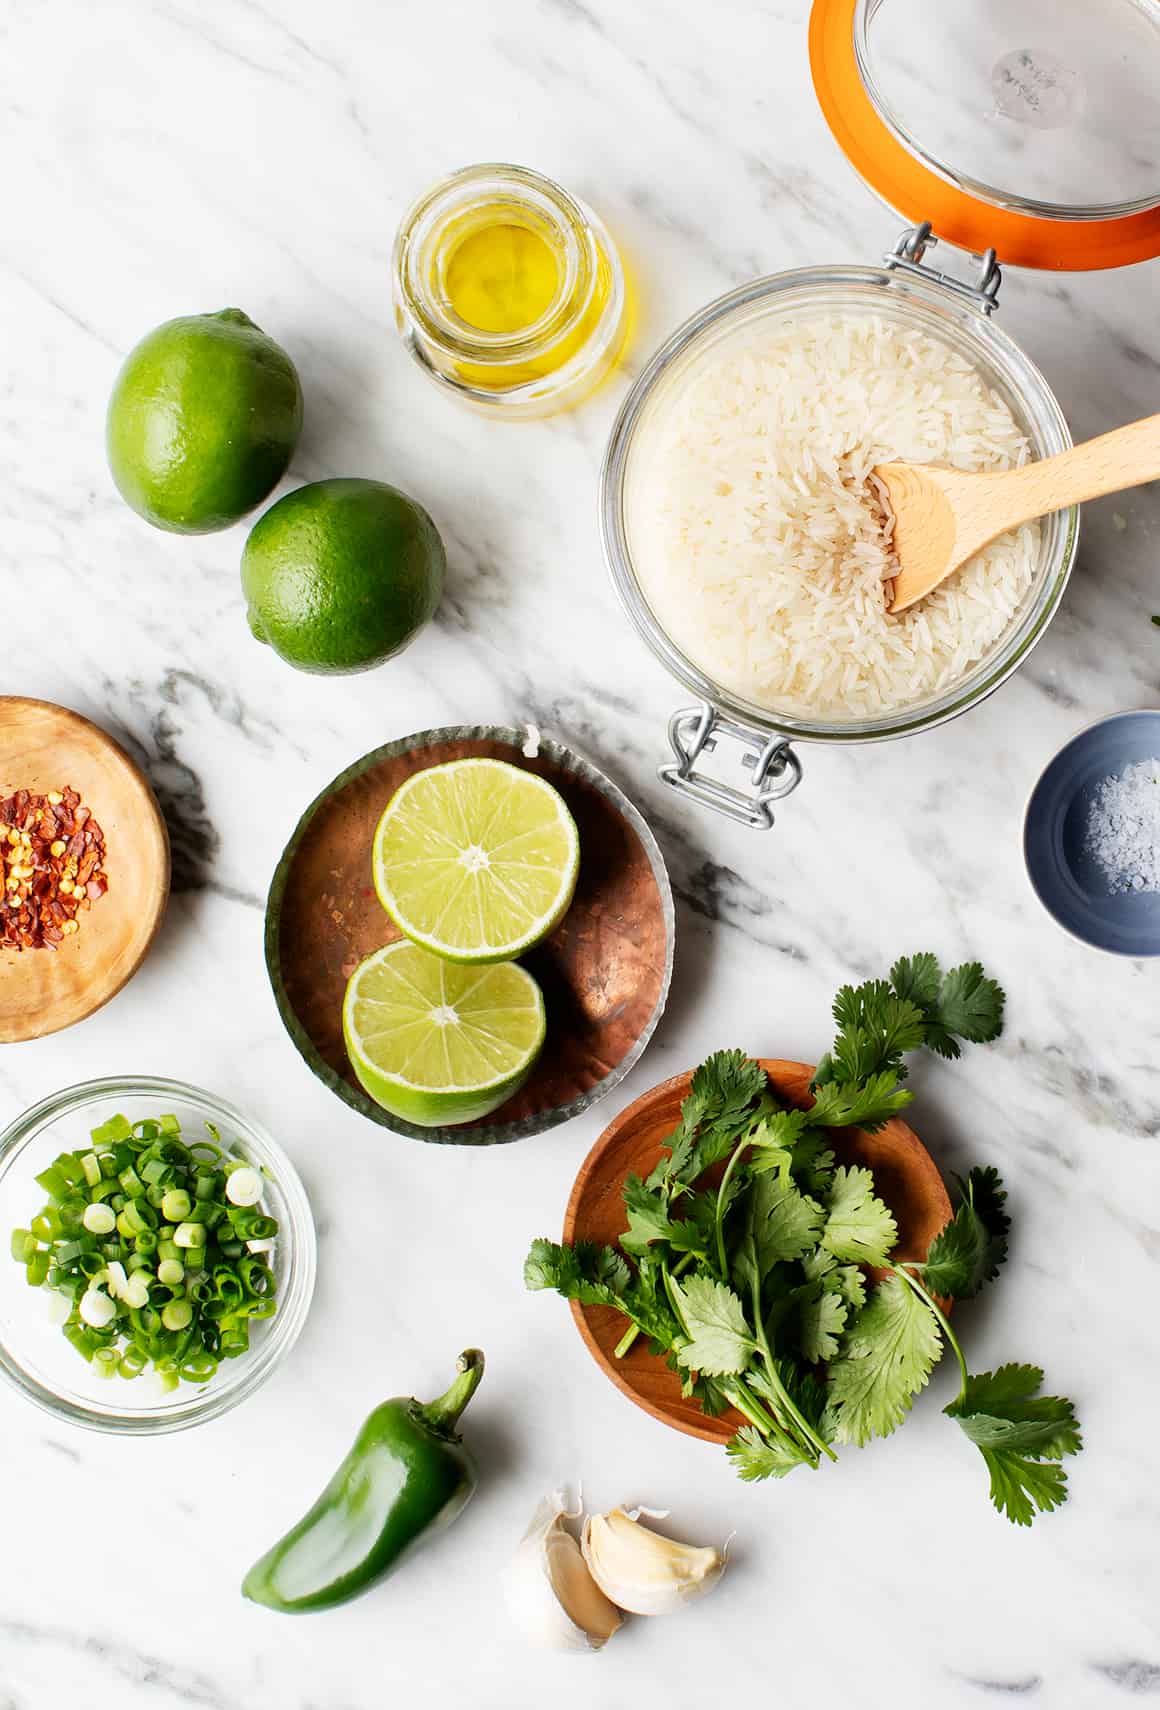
top-left (811, 0), bottom-right (1160, 268)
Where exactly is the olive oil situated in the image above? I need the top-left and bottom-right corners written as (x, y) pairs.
top-left (393, 164), bottom-right (628, 418)
top-left (445, 221), bottom-right (559, 335)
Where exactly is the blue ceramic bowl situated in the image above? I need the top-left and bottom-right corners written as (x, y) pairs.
top-left (1024, 711), bottom-right (1160, 956)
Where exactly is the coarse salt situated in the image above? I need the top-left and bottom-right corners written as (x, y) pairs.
top-left (1085, 758), bottom-right (1160, 893)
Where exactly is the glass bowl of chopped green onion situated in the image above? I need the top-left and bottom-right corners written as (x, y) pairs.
top-left (0, 1077), bottom-right (315, 1433)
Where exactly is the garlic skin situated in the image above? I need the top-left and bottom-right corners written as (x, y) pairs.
top-left (581, 1508), bottom-right (726, 1616)
top-left (503, 1493), bottom-right (622, 1651)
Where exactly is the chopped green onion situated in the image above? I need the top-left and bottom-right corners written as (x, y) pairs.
top-left (82, 1202), bottom-right (116, 1236)
top-left (34, 1164), bottom-right (70, 1199)
top-left (79, 1289), bottom-right (116, 1329)
top-left (25, 1251), bottom-right (51, 1287)
top-left (180, 1350), bottom-right (218, 1383)
top-left (12, 1111), bottom-right (282, 1395)
top-left (161, 1188), bottom-right (192, 1222)
top-left (91, 1114), bottom-right (132, 1147)
top-left (63, 1323), bottom-right (95, 1360)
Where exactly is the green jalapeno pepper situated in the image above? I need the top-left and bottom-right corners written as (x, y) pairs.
top-left (242, 1348), bottom-right (485, 1613)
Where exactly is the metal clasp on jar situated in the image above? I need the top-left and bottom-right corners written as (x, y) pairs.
top-left (660, 705), bottom-right (803, 830)
top-left (884, 221), bottom-right (1003, 315)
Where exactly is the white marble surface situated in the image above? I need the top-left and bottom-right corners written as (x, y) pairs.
top-left (3, 2), bottom-right (1160, 1705)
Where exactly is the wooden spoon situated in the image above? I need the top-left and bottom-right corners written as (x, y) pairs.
top-left (879, 412), bottom-right (1160, 614)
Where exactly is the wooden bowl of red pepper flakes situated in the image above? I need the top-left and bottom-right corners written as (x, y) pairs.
top-left (0, 699), bottom-right (169, 1042)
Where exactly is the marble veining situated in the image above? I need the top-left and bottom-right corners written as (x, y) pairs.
top-left (2, 1), bottom-right (1159, 1706)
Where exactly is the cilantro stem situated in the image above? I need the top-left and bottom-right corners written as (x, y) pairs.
top-left (748, 1265), bottom-right (835, 1465)
top-left (612, 1251), bottom-right (696, 1360)
top-left (893, 1264), bottom-right (968, 1406)
top-left (654, 1267), bottom-right (784, 1439)
top-left (718, 1378), bottom-right (785, 1440)
top-left (713, 1141), bottom-right (748, 1278)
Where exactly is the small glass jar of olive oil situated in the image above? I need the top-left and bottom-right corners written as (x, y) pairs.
top-left (392, 163), bottom-right (628, 418)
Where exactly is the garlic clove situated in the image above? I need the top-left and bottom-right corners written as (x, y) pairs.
top-left (581, 1507), bottom-right (726, 1616)
top-left (503, 1492), bottom-right (622, 1651)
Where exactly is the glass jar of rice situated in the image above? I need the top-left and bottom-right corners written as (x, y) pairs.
top-left (599, 0), bottom-right (1160, 828)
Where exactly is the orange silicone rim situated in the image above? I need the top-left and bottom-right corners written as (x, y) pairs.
top-left (809, 0), bottom-right (1160, 271)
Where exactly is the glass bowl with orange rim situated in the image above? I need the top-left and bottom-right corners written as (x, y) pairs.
top-left (599, 0), bottom-right (1160, 829)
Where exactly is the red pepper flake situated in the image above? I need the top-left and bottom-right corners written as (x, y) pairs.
top-left (0, 786), bottom-right (109, 952)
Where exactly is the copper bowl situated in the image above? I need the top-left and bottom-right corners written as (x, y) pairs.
top-left (563, 1058), bottom-right (951, 1442)
top-left (265, 725), bottom-right (674, 1144)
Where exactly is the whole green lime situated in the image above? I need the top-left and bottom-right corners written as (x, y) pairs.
top-left (107, 308), bottom-right (303, 534)
top-left (241, 478), bottom-right (445, 674)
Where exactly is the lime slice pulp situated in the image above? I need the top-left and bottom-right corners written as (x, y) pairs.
top-left (372, 758), bottom-right (579, 963)
top-left (342, 941), bottom-right (546, 1127)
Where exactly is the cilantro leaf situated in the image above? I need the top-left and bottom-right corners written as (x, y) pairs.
top-left (672, 1275), bottom-right (754, 1377)
top-left (823, 1275), bottom-right (942, 1445)
top-left (979, 1454), bottom-right (1069, 1527)
top-left (889, 952), bottom-right (941, 1014)
top-left (523, 1240), bottom-right (679, 1348)
top-left (807, 1071), bottom-right (914, 1133)
top-left (830, 1263), bottom-right (867, 1311)
top-left (674, 1362), bottom-right (732, 1416)
top-left (667, 1189), bottom-right (727, 1259)
top-left (620, 1174), bottom-right (681, 1255)
top-left (522, 1238), bottom-right (630, 1306)
top-left (750, 1169), bottom-right (826, 1273)
top-left (889, 955), bottom-right (1005, 1060)
top-left (785, 1127), bottom-right (836, 1194)
top-left (821, 1165), bottom-right (899, 1266)
top-left (802, 1250), bottom-right (868, 1309)
top-left (817, 985), bottom-right (927, 1085)
top-left (647, 1050), bottom-right (769, 1191)
top-left (726, 1423), bottom-right (815, 1481)
top-left (946, 1365), bottom-right (1081, 1525)
top-left (937, 963), bottom-right (1006, 1044)
top-left (746, 1108), bottom-right (811, 1176)
top-left (948, 1365), bottom-right (1081, 1455)
top-left (798, 1285), bottom-right (849, 1363)
top-left (922, 1166), bottom-right (1010, 1298)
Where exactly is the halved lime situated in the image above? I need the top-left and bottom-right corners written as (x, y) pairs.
top-left (342, 940), bottom-right (546, 1127)
top-left (372, 759), bottom-right (580, 963)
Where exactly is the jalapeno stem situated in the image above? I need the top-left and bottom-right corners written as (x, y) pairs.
top-left (416, 1348), bottom-right (485, 1434)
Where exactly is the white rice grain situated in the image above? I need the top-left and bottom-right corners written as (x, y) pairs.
top-left (628, 312), bottom-right (1041, 720)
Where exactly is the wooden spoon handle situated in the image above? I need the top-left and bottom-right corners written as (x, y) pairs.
top-left (987, 413), bottom-right (1160, 536)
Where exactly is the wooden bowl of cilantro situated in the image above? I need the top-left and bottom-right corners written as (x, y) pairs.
top-left (560, 1055), bottom-right (949, 1446)
top-left (526, 955), bottom-right (1083, 1526)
